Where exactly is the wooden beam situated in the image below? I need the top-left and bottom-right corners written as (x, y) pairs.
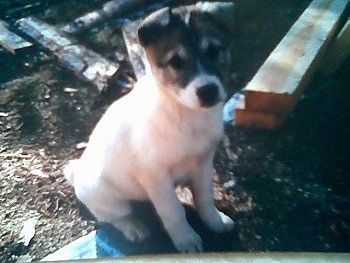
top-left (234, 95), bottom-right (285, 130)
top-left (61, 0), bottom-right (175, 34)
top-left (16, 17), bottom-right (75, 51)
top-left (243, 0), bottom-right (349, 114)
top-left (16, 17), bottom-right (119, 91)
top-left (0, 21), bottom-right (32, 54)
top-left (61, 0), bottom-right (147, 34)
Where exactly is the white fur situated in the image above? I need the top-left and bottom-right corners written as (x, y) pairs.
top-left (65, 73), bottom-right (234, 252)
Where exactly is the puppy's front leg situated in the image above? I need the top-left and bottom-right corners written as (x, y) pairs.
top-left (142, 176), bottom-right (202, 253)
top-left (192, 156), bottom-right (234, 233)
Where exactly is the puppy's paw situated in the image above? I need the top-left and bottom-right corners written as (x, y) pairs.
top-left (204, 210), bottom-right (234, 233)
top-left (218, 211), bottom-right (235, 232)
top-left (118, 219), bottom-right (150, 242)
top-left (171, 229), bottom-right (203, 253)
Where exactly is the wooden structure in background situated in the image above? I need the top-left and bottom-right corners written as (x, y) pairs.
top-left (16, 17), bottom-right (119, 91)
top-left (61, 0), bottom-right (166, 34)
top-left (0, 21), bottom-right (32, 54)
top-left (234, 0), bottom-right (349, 129)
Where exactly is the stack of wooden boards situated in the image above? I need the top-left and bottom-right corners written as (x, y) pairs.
top-left (234, 0), bottom-right (349, 129)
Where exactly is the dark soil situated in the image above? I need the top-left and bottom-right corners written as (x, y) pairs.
top-left (1, 0), bottom-right (349, 262)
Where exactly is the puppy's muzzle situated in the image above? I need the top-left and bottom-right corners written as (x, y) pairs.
top-left (196, 84), bottom-right (219, 107)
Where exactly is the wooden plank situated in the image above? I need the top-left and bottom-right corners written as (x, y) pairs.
top-left (61, 0), bottom-right (146, 34)
top-left (235, 110), bottom-right (283, 130)
top-left (234, 96), bottom-right (285, 130)
top-left (16, 17), bottom-right (119, 91)
top-left (61, 0), bottom-right (173, 34)
top-left (16, 17), bottom-right (74, 52)
top-left (243, 0), bottom-right (349, 114)
top-left (320, 19), bottom-right (350, 74)
top-left (0, 21), bottom-right (32, 54)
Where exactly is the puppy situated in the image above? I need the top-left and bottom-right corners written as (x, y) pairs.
top-left (65, 3), bottom-right (234, 253)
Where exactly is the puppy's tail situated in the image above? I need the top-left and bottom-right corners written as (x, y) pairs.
top-left (63, 159), bottom-right (79, 186)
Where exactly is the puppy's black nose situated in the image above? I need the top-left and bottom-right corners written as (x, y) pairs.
top-left (196, 84), bottom-right (219, 107)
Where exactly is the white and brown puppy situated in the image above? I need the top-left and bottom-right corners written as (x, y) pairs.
top-left (65, 3), bottom-right (234, 253)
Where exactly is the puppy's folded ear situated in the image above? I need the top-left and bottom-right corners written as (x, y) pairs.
top-left (193, 1), bottom-right (235, 32)
top-left (138, 7), bottom-right (171, 47)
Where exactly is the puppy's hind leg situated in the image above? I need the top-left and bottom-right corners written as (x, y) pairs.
top-left (93, 200), bottom-right (150, 242)
top-left (78, 187), bottom-right (150, 242)
top-left (103, 201), bottom-right (150, 242)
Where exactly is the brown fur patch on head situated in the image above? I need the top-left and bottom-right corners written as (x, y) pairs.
top-left (137, 2), bottom-right (234, 108)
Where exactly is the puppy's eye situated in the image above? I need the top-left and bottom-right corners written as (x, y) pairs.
top-left (205, 45), bottom-right (221, 60)
top-left (168, 55), bottom-right (185, 70)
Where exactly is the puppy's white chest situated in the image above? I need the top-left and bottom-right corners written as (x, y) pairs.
top-left (143, 104), bottom-right (223, 181)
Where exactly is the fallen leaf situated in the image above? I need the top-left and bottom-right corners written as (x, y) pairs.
top-left (31, 169), bottom-right (49, 178)
top-left (18, 218), bottom-right (37, 246)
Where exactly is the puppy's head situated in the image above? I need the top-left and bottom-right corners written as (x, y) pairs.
top-left (138, 3), bottom-right (234, 109)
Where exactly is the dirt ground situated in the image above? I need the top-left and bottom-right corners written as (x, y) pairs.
top-left (0, 0), bottom-right (349, 262)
